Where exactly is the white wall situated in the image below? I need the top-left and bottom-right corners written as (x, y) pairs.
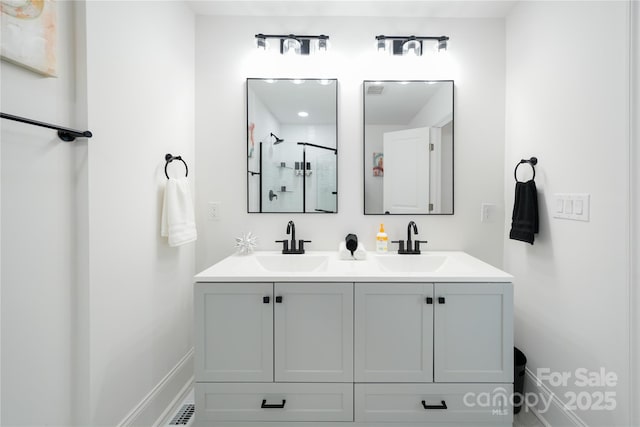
top-left (408, 84), bottom-right (453, 128)
top-left (364, 124), bottom-right (406, 213)
top-left (1, 1), bottom-right (77, 424)
top-left (632, 1), bottom-right (640, 424)
top-left (80, 1), bottom-right (195, 425)
top-left (504, 2), bottom-right (631, 425)
top-left (196, 16), bottom-right (506, 270)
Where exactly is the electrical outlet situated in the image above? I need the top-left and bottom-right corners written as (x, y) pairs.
top-left (208, 202), bottom-right (221, 221)
top-left (480, 203), bottom-right (496, 223)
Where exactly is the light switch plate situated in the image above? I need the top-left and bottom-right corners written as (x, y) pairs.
top-left (208, 201), bottom-right (221, 221)
top-left (553, 193), bottom-right (590, 221)
top-left (480, 203), bottom-right (496, 223)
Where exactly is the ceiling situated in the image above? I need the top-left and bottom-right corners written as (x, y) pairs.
top-left (187, 0), bottom-right (517, 18)
top-left (249, 79), bottom-right (337, 125)
top-left (364, 81), bottom-right (447, 125)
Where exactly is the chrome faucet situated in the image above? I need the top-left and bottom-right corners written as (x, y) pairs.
top-left (392, 221), bottom-right (428, 254)
top-left (275, 220), bottom-right (311, 254)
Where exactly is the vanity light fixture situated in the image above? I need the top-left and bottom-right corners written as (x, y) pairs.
top-left (375, 35), bottom-right (449, 56)
top-left (255, 33), bottom-right (330, 55)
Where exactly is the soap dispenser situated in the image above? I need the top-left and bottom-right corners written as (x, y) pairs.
top-left (376, 224), bottom-right (388, 253)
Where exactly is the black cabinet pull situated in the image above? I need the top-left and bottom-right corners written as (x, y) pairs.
top-left (261, 399), bottom-right (286, 409)
top-left (275, 296), bottom-right (283, 303)
top-left (426, 297), bottom-right (433, 304)
top-left (263, 296), bottom-right (270, 304)
top-left (438, 297), bottom-right (445, 304)
top-left (422, 400), bottom-right (447, 410)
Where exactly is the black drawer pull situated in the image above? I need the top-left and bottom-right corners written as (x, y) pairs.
top-left (422, 400), bottom-right (447, 410)
top-left (261, 399), bottom-right (286, 409)
top-left (263, 296), bottom-right (270, 304)
top-left (438, 297), bottom-right (445, 304)
top-left (426, 297), bottom-right (433, 304)
top-left (275, 296), bottom-right (283, 303)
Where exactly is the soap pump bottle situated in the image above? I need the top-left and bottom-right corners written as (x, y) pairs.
top-left (376, 224), bottom-right (388, 253)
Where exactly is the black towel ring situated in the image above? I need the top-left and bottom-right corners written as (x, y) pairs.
top-left (514, 157), bottom-right (537, 182)
top-left (164, 153), bottom-right (188, 179)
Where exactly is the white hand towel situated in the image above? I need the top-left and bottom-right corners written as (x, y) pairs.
top-left (338, 241), bottom-right (367, 260)
top-left (353, 243), bottom-right (367, 260)
top-left (161, 178), bottom-right (197, 247)
top-left (338, 241), bottom-right (352, 260)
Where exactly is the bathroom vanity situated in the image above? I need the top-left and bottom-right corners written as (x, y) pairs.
top-left (193, 251), bottom-right (513, 426)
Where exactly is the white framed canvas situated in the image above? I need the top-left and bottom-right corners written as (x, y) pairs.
top-left (1, 0), bottom-right (57, 77)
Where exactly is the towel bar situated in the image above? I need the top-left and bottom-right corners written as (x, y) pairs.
top-left (164, 153), bottom-right (188, 179)
top-left (514, 157), bottom-right (537, 182)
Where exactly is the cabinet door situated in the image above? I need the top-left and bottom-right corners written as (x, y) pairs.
top-left (434, 283), bottom-right (513, 383)
top-left (355, 283), bottom-right (434, 382)
top-left (195, 282), bottom-right (273, 382)
top-left (274, 282), bottom-right (353, 382)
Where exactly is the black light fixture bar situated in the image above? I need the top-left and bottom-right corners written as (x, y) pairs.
top-left (376, 35), bottom-right (449, 55)
top-left (1, 112), bottom-right (93, 141)
top-left (255, 33), bottom-right (329, 55)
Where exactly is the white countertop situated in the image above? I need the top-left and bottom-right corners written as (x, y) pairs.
top-left (194, 251), bottom-right (513, 283)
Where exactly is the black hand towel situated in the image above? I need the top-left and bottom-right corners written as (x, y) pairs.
top-left (509, 180), bottom-right (539, 244)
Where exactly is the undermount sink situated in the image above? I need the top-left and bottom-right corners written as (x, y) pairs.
top-left (254, 254), bottom-right (329, 273)
top-left (374, 254), bottom-right (447, 273)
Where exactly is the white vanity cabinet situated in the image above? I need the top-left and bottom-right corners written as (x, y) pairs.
top-left (355, 282), bottom-right (513, 384)
top-left (195, 282), bottom-right (353, 382)
top-left (194, 252), bottom-right (515, 426)
top-left (194, 282), bottom-right (354, 424)
top-left (354, 283), bottom-right (434, 383)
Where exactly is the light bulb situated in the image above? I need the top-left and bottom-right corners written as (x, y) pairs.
top-left (282, 37), bottom-right (301, 55)
top-left (402, 39), bottom-right (422, 56)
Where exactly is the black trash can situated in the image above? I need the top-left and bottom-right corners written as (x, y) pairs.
top-left (514, 347), bottom-right (527, 414)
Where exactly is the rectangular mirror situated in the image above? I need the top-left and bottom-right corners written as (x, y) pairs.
top-left (363, 80), bottom-right (454, 215)
top-left (247, 78), bottom-right (338, 213)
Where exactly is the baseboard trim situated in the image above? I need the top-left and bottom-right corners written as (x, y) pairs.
top-left (523, 367), bottom-right (588, 427)
top-left (118, 348), bottom-right (194, 427)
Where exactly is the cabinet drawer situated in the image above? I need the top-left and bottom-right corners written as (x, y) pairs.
top-left (355, 383), bottom-right (512, 424)
top-left (196, 382), bottom-right (353, 422)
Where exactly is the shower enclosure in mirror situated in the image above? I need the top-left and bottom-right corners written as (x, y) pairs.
top-left (364, 80), bottom-right (454, 215)
top-left (247, 78), bottom-right (338, 213)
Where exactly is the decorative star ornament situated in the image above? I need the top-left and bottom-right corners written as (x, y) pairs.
top-left (235, 232), bottom-right (258, 255)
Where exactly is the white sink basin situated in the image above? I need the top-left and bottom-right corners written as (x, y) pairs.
top-left (374, 254), bottom-right (447, 273)
top-left (255, 254), bottom-right (329, 273)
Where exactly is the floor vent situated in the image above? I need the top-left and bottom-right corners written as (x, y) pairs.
top-left (168, 403), bottom-right (194, 425)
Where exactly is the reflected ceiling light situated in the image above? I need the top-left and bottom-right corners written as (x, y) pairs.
top-left (375, 35), bottom-right (449, 56)
top-left (399, 81), bottom-right (410, 85)
top-left (319, 79), bottom-right (332, 85)
top-left (265, 79), bottom-right (275, 83)
top-left (292, 79), bottom-right (304, 85)
top-left (254, 33), bottom-right (330, 56)
top-left (298, 111), bottom-right (309, 117)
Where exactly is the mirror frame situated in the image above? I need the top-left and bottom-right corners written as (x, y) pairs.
top-left (246, 77), bottom-right (339, 214)
top-left (362, 79), bottom-right (455, 215)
